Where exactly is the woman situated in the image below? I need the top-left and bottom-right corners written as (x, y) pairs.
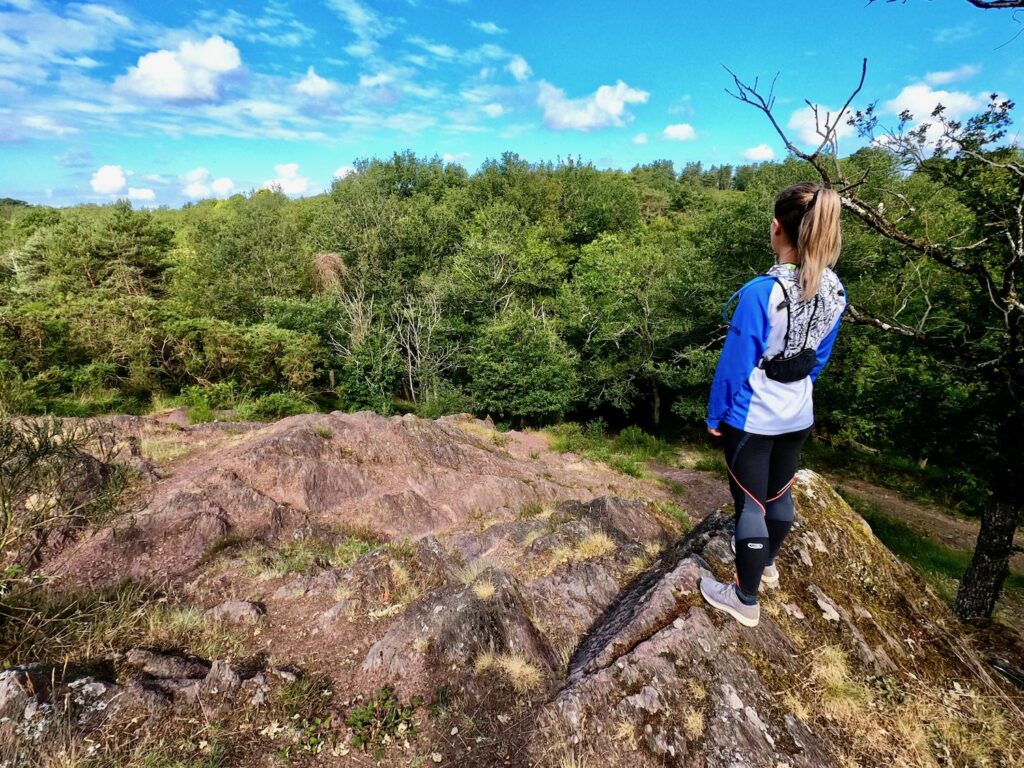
top-left (700, 182), bottom-right (846, 627)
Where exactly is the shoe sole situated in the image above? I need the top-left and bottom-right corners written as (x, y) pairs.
top-left (731, 538), bottom-right (781, 589)
top-left (699, 582), bottom-right (760, 627)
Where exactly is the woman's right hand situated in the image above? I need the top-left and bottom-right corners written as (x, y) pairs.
top-left (707, 426), bottom-right (721, 437)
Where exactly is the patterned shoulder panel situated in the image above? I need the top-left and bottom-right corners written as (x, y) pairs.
top-left (766, 265), bottom-right (845, 354)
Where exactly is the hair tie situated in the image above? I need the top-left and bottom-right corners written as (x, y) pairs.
top-left (810, 187), bottom-right (822, 206)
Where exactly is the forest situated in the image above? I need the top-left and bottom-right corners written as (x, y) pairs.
top-left (2, 97), bottom-right (1022, 615)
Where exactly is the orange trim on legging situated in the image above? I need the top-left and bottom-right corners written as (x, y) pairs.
top-left (766, 476), bottom-right (795, 503)
top-left (725, 462), bottom-right (767, 515)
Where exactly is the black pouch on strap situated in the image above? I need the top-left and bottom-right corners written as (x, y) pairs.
top-left (762, 348), bottom-right (816, 382)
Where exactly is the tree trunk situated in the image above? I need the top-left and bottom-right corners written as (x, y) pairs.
top-left (954, 501), bottom-right (1020, 619)
top-left (651, 380), bottom-right (661, 426)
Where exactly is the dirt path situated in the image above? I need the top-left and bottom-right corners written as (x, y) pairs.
top-left (826, 474), bottom-right (1024, 572)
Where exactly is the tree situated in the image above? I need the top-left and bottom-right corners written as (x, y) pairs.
top-left (559, 233), bottom-right (709, 424)
top-left (468, 307), bottom-right (578, 424)
top-left (726, 59), bottom-right (1024, 619)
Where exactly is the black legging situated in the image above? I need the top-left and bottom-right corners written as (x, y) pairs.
top-left (721, 422), bottom-right (811, 603)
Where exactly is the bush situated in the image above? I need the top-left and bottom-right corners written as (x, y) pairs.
top-left (468, 308), bottom-right (578, 423)
top-left (236, 392), bottom-right (316, 421)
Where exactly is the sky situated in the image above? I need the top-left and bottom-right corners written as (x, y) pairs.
top-left (1, 0), bottom-right (1023, 208)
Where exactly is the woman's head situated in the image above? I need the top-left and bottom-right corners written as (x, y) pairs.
top-left (772, 182), bottom-right (842, 298)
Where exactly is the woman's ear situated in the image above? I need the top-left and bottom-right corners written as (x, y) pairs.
top-left (771, 217), bottom-right (783, 236)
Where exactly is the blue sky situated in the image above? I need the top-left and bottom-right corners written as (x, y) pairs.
top-left (1, 0), bottom-right (1022, 207)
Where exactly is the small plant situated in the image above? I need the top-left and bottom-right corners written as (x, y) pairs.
top-left (656, 501), bottom-right (692, 532)
top-left (574, 531), bottom-right (615, 560)
top-left (474, 651), bottom-right (543, 693)
top-left (313, 426), bottom-right (333, 439)
top-left (693, 454), bottom-right (727, 476)
top-left (242, 535), bottom-right (378, 579)
top-left (472, 579), bottom-right (496, 600)
top-left (275, 677), bottom-right (336, 758)
top-left (518, 501), bottom-right (544, 519)
top-left (347, 686), bottom-right (419, 758)
top-left (683, 708), bottom-right (705, 740)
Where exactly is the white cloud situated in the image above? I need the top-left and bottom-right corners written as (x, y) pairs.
top-left (633, 132), bottom-right (648, 144)
top-left (662, 123), bottom-right (696, 141)
top-left (333, 165), bottom-right (356, 178)
top-left (115, 36), bottom-right (241, 102)
top-left (934, 22), bottom-right (977, 44)
top-left (0, 2), bottom-right (132, 84)
top-left (883, 84), bottom-right (986, 121)
top-left (442, 152), bottom-right (470, 163)
top-left (924, 64), bottom-right (981, 86)
top-left (23, 115), bottom-right (77, 136)
top-left (358, 72), bottom-right (393, 88)
top-left (182, 167), bottom-right (234, 199)
top-left (482, 102), bottom-right (504, 118)
top-left (507, 55), bottom-right (531, 82)
top-left (537, 80), bottom-right (649, 132)
top-left (470, 21), bottom-right (505, 34)
top-left (127, 187), bottom-right (155, 201)
top-left (91, 165), bottom-right (126, 195)
top-left (787, 104), bottom-right (856, 147)
top-left (211, 177), bottom-right (234, 196)
top-left (326, 0), bottom-right (395, 58)
top-left (408, 36), bottom-right (457, 60)
top-left (262, 163), bottom-right (310, 195)
top-left (742, 143), bottom-right (775, 161)
top-left (295, 66), bottom-right (338, 97)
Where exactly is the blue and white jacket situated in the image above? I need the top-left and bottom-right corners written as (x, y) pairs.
top-left (707, 263), bottom-right (847, 436)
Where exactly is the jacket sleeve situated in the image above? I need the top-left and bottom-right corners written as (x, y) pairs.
top-left (706, 278), bottom-right (772, 430)
top-left (809, 303), bottom-right (846, 383)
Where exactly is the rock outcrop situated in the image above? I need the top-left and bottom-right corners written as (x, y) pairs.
top-left (6, 414), bottom-right (1023, 767)
top-left (43, 412), bottom-right (659, 588)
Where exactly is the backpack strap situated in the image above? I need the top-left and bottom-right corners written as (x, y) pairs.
top-left (765, 274), bottom-right (792, 356)
top-left (721, 275), bottom-right (780, 324)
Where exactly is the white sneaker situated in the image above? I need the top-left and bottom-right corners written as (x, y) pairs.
top-left (731, 536), bottom-right (780, 588)
top-left (699, 577), bottom-right (760, 627)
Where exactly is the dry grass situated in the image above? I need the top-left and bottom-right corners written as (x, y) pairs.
top-left (472, 579), bottom-right (496, 601)
top-left (612, 718), bottom-right (638, 750)
top-left (575, 532), bottom-right (615, 560)
top-left (557, 752), bottom-right (587, 768)
top-left (139, 436), bottom-right (192, 464)
top-left (474, 651), bottom-right (544, 693)
top-left (143, 603), bottom-right (246, 659)
top-left (790, 642), bottom-right (1023, 767)
top-left (240, 535), bottom-right (377, 580)
top-left (683, 708), bottom-right (705, 740)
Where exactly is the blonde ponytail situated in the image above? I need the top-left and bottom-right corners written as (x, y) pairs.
top-left (773, 183), bottom-right (842, 299)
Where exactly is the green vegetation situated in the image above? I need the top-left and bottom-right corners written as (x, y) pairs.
top-left (347, 685), bottom-right (420, 758)
top-left (3, 118), bottom-right (1023, 613)
top-left (240, 535), bottom-right (379, 580)
top-left (547, 420), bottom-right (677, 477)
top-left (837, 488), bottom-right (1024, 599)
top-left (0, 147), bottom-right (1016, 522)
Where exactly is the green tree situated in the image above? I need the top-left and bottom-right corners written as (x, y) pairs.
top-left (468, 307), bottom-right (578, 423)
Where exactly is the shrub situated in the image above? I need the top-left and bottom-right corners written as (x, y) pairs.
top-left (236, 392), bottom-right (316, 421)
